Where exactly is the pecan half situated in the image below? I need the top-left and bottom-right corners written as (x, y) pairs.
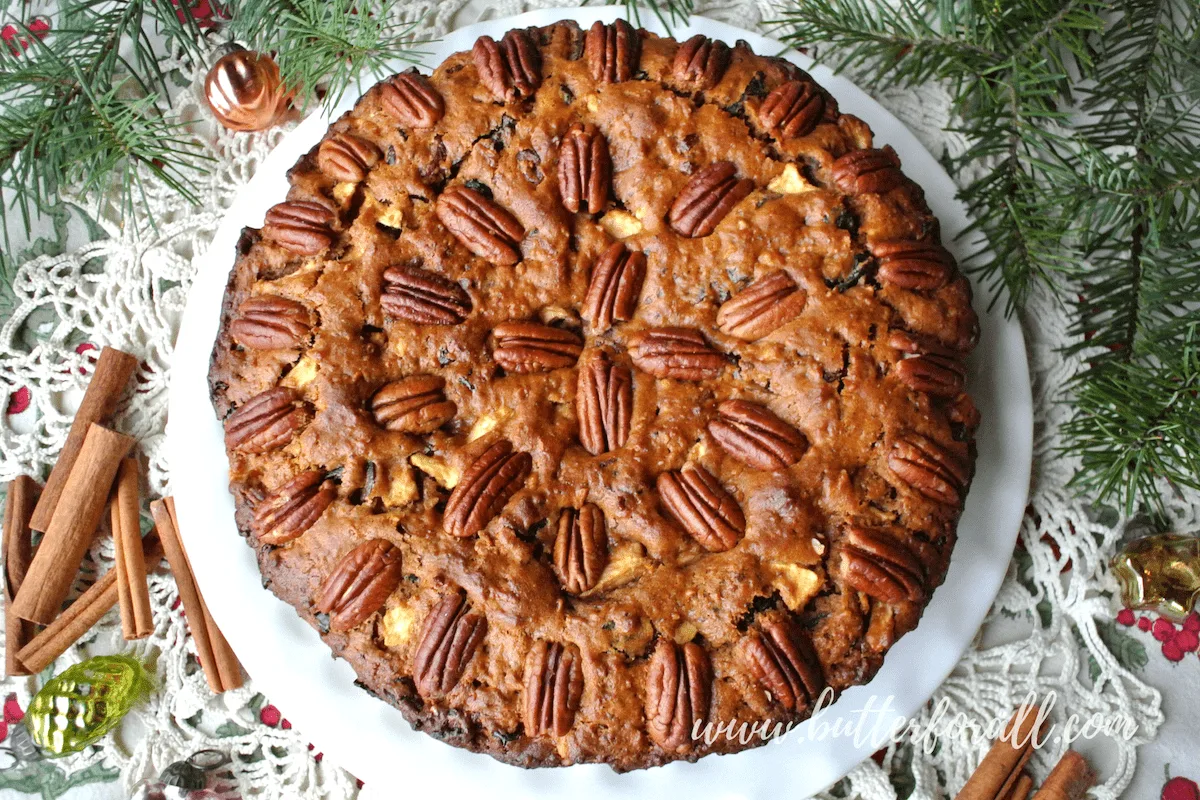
top-left (554, 504), bottom-right (609, 594)
top-left (716, 271), bottom-right (807, 340)
top-left (948, 393), bottom-right (981, 435)
top-left (657, 465), bottom-right (745, 552)
top-left (229, 295), bottom-right (311, 349)
top-left (524, 640), bottom-right (584, 737)
top-left (443, 440), bottom-right (532, 537)
top-left (582, 242), bottom-right (645, 331)
top-left (888, 330), bottom-right (966, 397)
top-left (628, 327), bottom-right (725, 381)
top-left (224, 387), bottom-right (310, 453)
top-left (708, 400), bottom-right (808, 471)
top-left (667, 161), bottom-right (754, 238)
top-left (577, 351), bottom-right (633, 455)
top-left (646, 639), bottom-right (712, 751)
top-left (381, 263), bottom-right (472, 324)
top-left (492, 322), bottom-right (583, 373)
top-left (738, 618), bottom-right (824, 711)
top-left (758, 80), bottom-right (832, 139)
top-left (585, 19), bottom-right (640, 83)
top-left (315, 539), bottom-right (404, 632)
top-left (316, 133), bottom-right (382, 182)
top-left (832, 146), bottom-right (906, 195)
top-left (435, 184), bottom-right (525, 265)
top-left (473, 30), bottom-right (542, 103)
top-left (870, 240), bottom-right (955, 291)
top-left (841, 526), bottom-right (926, 604)
top-left (262, 201), bottom-right (335, 255)
top-left (380, 72), bottom-right (445, 128)
top-left (414, 590), bottom-right (487, 697)
top-left (558, 123), bottom-right (612, 214)
top-left (253, 470), bottom-right (337, 545)
top-left (887, 433), bottom-right (969, 506)
top-left (672, 35), bottom-right (731, 90)
top-left (371, 375), bottom-right (457, 433)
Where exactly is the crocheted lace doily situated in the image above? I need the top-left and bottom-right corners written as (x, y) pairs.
top-left (0, 2), bottom-right (1181, 798)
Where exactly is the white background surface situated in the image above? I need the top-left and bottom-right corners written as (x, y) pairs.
top-left (168, 7), bottom-right (1033, 798)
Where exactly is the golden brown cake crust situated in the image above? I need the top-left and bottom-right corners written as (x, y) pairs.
top-left (208, 20), bottom-right (980, 771)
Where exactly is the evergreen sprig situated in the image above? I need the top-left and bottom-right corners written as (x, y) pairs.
top-left (0, 0), bottom-right (428, 252)
top-left (771, 0), bottom-right (1200, 513)
top-left (1062, 0), bottom-right (1200, 511)
top-left (224, 0), bottom-right (428, 113)
top-left (619, 0), bottom-right (695, 36)
top-left (0, 0), bottom-right (210, 241)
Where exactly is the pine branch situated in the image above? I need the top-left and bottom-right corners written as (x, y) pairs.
top-left (0, 249), bottom-right (15, 321)
top-left (224, 0), bottom-right (429, 112)
top-left (1061, 328), bottom-right (1200, 510)
top-left (619, 0), bottom-right (695, 36)
top-left (0, 0), bottom-right (211, 242)
top-left (1061, 0), bottom-right (1200, 513)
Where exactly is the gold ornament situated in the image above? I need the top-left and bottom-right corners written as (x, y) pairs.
top-left (1112, 533), bottom-right (1200, 622)
top-left (204, 46), bottom-right (290, 131)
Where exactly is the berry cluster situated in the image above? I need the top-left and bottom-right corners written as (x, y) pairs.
top-left (1117, 608), bottom-right (1200, 662)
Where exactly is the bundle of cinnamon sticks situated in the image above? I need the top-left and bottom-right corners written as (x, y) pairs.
top-left (955, 705), bottom-right (1097, 800)
top-left (3, 346), bottom-right (242, 693)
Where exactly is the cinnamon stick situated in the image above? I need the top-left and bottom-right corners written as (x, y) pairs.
top-left (1030, 750), bottom-right (1096, 800)
top-left (955, 705), bottom-right (1046, 800)
top-left (4, 475), bottom-right (40, 677)
top-left (11, 423), bottom-right (136, 624)
top-left (17, 534), bottom-right (162, 674)
top-left (30, 346), bottom-right (138, 532)
top-left (1000, 773), bottom-right (1034, 800)
top-left (112, 457), bottom-right (153, 639)
top-left (152, 497), bottom-right (243, 693)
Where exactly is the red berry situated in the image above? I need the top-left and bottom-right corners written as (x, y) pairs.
top-left (0, 721), bottom-right (7, 742)
top-left (1139, 617), bottom-right (1153, 631)
top-left (1117, 608), bottom-right (1136, 626)
top-left (1175, 629), bottom-right (1199, 653)
top-left (3, 694), bottom-right (23, 724)
top-left (1153, 618), bottom-right (1178, 642)
top-left (1184, 613), bottom-right (1200, 633)
top-left (1162, 776), bottom-right (1200, 800)
top-left (281, 718), bottom-right (292, 730)
top-left (259, 704), bottom-right (281, 726)
top-left (5, 386), bottom-right (30, 415)
top-left (1163, 640), bottom-right (1185, 662)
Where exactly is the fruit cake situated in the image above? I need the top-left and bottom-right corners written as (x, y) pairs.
top-left (208, 19), bottom-right (980, 771)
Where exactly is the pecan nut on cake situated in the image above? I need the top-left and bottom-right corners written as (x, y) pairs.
top-left (208, 20), bottom-right (980, 771)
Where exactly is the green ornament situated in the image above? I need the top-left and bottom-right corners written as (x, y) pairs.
top-left (25, 655), bottom-right (154, 756)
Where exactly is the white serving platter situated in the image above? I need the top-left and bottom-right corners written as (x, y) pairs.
top-left (169, 7), bottom-right (1033, 798)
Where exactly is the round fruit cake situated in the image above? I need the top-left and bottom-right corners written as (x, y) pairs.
top-left (208, 19), bottom-right (980, 771)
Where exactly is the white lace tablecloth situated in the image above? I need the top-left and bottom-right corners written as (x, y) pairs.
top-left (2, 2), bottom-right (1197, 799)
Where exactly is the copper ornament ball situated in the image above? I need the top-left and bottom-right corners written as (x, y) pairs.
top-left (204, 47), bottom-right (290, 132)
